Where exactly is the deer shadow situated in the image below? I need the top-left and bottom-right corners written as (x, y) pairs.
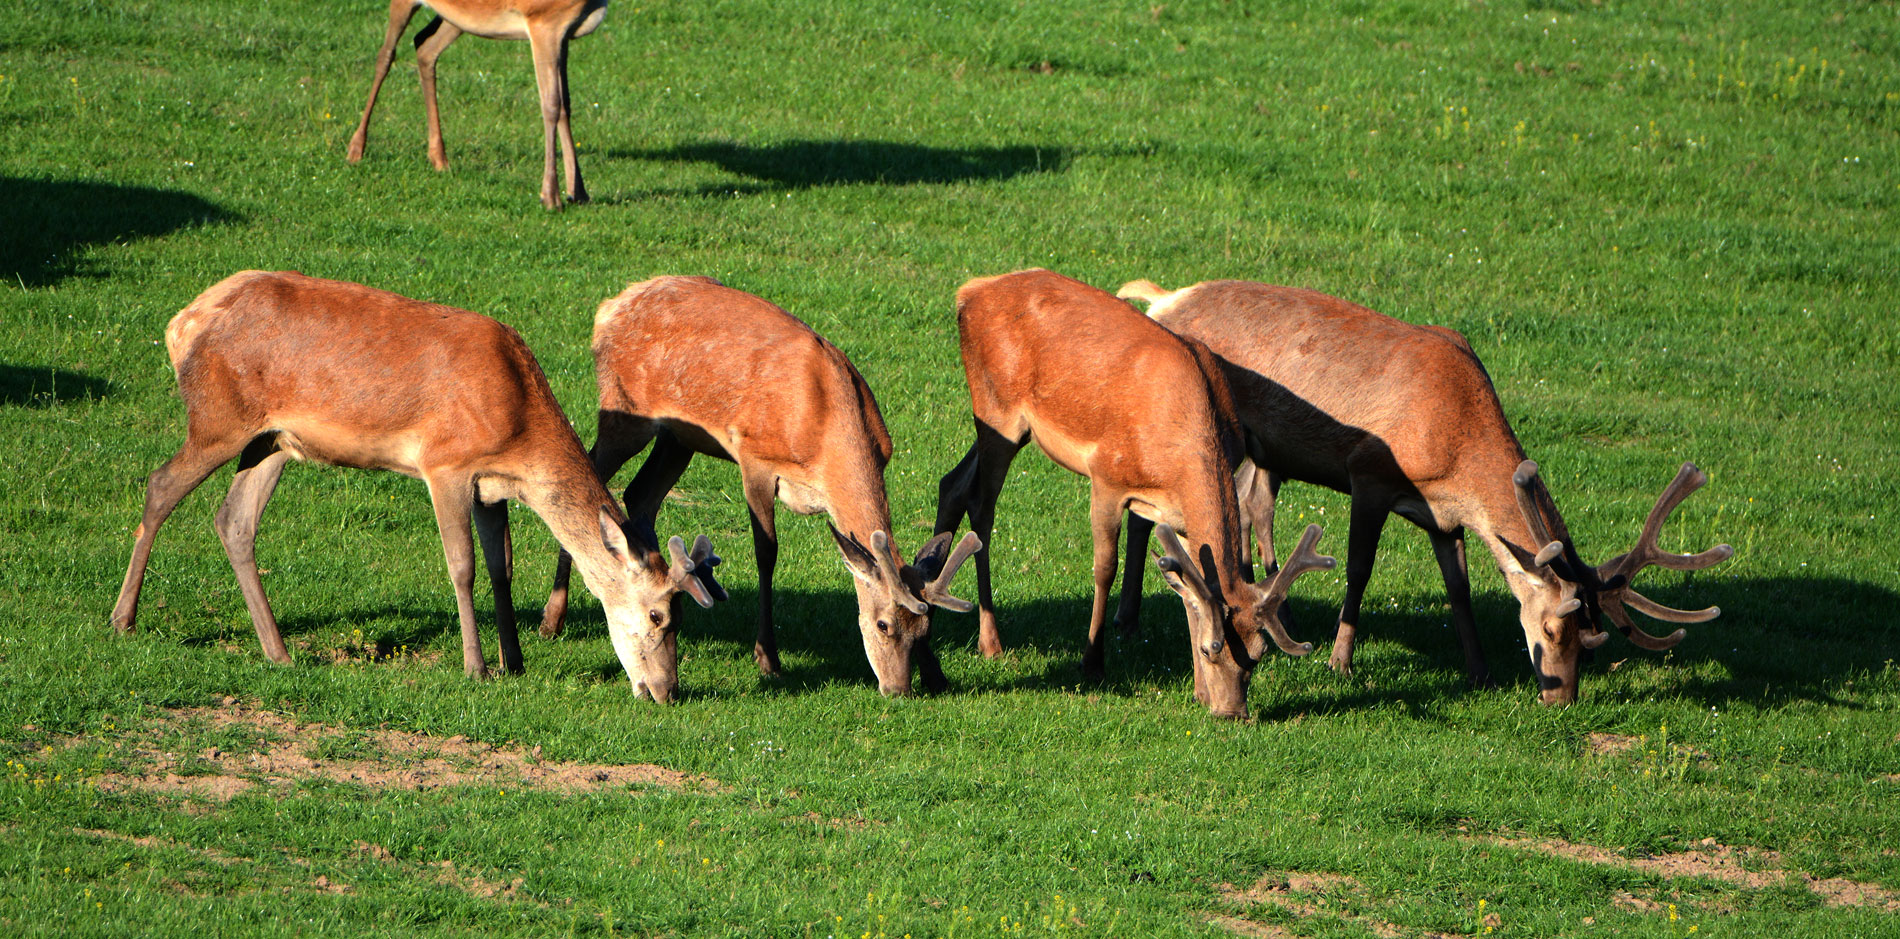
top-left (602, 138), bottom-right (1066, 199)
top-left (0, 363), bottom-right (115, 406)
top-left (0, 176), bottom-right (239, 287)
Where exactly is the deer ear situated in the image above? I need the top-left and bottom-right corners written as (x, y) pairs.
top-left (829, 525), bottom-right (879, 584)
top-left (598, 507), bottom-right (634, 565)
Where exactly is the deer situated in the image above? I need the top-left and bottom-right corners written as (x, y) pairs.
top-left (344, 0), bottom-right (608, 209)
top-left (538, 276), bottom-right (982, 697)
top-left (1115, 277), bottom-right (1733, 704)
top-left (931, 269), bottom-right (1334, 719)
top-left (109, 270), bottom-right (723, 702)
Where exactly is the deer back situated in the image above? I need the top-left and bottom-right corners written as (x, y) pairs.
top-left (954, 269), bottom-right (1238, 508)
top-left (1141, 280), bottom-right (1529, 521)
top-left (168, 271), bottom-right (580, 481)
top-left (591, 275), bottom-right (894, 511)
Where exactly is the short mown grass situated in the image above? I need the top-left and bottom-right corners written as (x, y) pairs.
top-left (2, 0), bottom-right (1895, 936)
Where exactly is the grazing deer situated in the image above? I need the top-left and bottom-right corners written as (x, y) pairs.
top-left (1116, 278), bottom-right (1732, 704)
top-left (932, 269), bottom-right (1332, 719)
top-left (110, 271), bottom-right (721, 702)
top-left (539, 276), bottom-right (981, 696)
top-left (345, 0), bottom-right (608, 209)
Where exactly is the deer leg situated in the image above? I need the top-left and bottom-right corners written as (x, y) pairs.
top-left (346, 0), bottom-right (422, 163)
top-left (425, 475), bottom-right (488, 678)
top-left (473, 498), bottom-right (523, 675)
top-left (740, 463), bottom-right (782, 677)
top-left (414, 16), bottom-right (463, 171)
top-left (543, 413), bottom-right (653, 638)
top-left (1428, 527), bottom-right (1493, 688)
top-left (111, 435), bottom-right (248, 635)
top-left (1329, 493), bottom-right (1390, 676)
top-left (1081, 486), bottom-right (1125, 681)
top-left (1113, 512), bottom-right (1154, 639)
top-left (526, 23), bottom-right (572, 209)
top-left (1244, 466), bottom-right (1301, 636)
top-left (952, 428), bottom-right (1022, 659)
top-left (211, 440), bottom-right (294, 664)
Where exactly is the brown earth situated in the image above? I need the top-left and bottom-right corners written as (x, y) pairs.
top-left (1478, 834), bottom-right (1900, 912)
top-left (74, 701), bottom-right (719, 803)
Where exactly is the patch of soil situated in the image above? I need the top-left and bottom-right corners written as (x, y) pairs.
top-left (1205, 913), bottom-right (1301, 938)
top-left (77, 702), bottom-right (719, 803)
top-left (1479, 834), bottom-right (1900, 911)
top-left (1584, 732), bottom-right (1641, 756)
top-left (1215, 871), bottom-right (1444, 939)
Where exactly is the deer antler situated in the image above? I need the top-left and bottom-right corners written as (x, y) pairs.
top-left (869, 530), bottom-right (932, 615)
top-left (667, 535), bottom-right (722, 609)
top-left (1590, 463), bottom-right (1733, 650)
top-left (914, 531), bottom-right (982, 613)
top-left (1255, 523), bottom-right (1331, 655)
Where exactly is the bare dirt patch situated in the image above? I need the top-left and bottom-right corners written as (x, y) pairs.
top-left (1584, 732), bottom-right (1641, 757)
top-left (1214, 871), bottom-right (1454, 939)
top-left (1478, 834), bottom-right (1900, 912)
top-left (78, 702), bottom-right (719, 803)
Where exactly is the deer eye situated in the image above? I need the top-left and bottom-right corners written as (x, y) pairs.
top-left (875, 619), bottom-right (892, 635)
top-left (648, 609), bottom-right (664, 626)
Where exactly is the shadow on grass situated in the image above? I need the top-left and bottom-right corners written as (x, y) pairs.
top-left (1246, 573), bottom-right (1900, 719)
top-left (0, 363), bottom-right (115, 406)
top-left (604, 138), bottom-right (1066, 198)
top-left (0, 176), bottom-right (238, 287)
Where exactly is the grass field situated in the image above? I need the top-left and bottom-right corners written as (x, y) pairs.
top-left (3, 0), bottom-right (1897, 935)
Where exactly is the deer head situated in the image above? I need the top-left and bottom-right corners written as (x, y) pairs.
top-left (1153, 522), bottom-right (1332, 719)
top-left (833, 528), bottom-right (981, 696)
top-left (591, 508), bottom-right (725, 703)
top-left (1505, 461), bottom-right (1732, 704)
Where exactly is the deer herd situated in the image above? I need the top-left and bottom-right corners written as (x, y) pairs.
top-left (110, 264), bottom-right (1732, 719)
top-left (102, 4), bottom-right (1733, 716)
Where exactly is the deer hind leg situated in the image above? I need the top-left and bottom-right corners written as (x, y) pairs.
top-left (473, 498), bottom-right (523, 675)
top-left (1330, 492), bottom-right (1390, 676)
top-left (935, 425), bottom-right (1022, 658)
top-left (110, 432), bottom-right (252, 636)
top-left (735, 462), bottom-right (783, 677)
top-left (1081, 484), bottom-right (1126, 681)
top-left (425, 474), bottom-right (488, 678)
top-left (1428, 526), bottom-right (1493, 688)
top-left (525, 22), bottom-right (576, 208)
top-left (543, 412), bottom-right (654, 638)
top-left (414, 16), bottom-right (464, 171)
top-left (1240, 464), bottom-right (1301, 636)
top-left (346, 0), bottom-right (423, 163)
top-left (211, 438), bottom-right (294, 664)
top-left (1113, 512), bottom-right (1154, 638)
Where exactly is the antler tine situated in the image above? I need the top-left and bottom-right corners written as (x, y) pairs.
top-left (871, 530), bottom-right (929, 615)
top-left (1153, 524), bottom-right (1217, 606)
top-left (922, 531), bottom-right (982, 613)
top-left (689, 534), bottom-right (728, 602)
top-left (666, 535), bottom-right (691, 572)
top-left (1602, 463), bottom-right (1734, 580)
top-left (1265, 524), bottom-right (1337, 600)
top-left (1511, 460), bottom-right (1564, 562)
top-left (1624, 588), bottom-right (1720, 624)
top-left (1592, 462), bottom-right (1731, 649)
top-left (1603, 600), bottom-right (1686, 651)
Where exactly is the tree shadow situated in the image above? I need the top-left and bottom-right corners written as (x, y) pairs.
top-left (0, 176), bottom-right (239, 287)
top-left (0, 363), bottom-right (115, 406)
top-left (604, 139), bottom-right (1066, 197)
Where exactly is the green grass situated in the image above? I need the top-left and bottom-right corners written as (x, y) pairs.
top-left (2, 0), bottom-right (1896, 935)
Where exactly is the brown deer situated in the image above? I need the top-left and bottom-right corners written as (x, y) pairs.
top-left (110, 271), bottom-right (722, 702)
top-left (345, 0), bottom-right (608, 209)
top-left (932, 269), bottom-right (1333, 719)
top-left (538, 276), bottom-right (981, 696)
top-left (1116, 277), bottom-right (1732, 704)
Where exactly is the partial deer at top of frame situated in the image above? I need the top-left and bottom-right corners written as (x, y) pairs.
top-left (346, 0), bottom-right (608, 209)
